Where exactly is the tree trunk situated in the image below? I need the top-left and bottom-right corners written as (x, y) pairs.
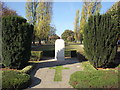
top-left (39, 39), bottom-right (41, 45)
top-left (32, 35), bottom-right (35, 45)
top-left (80, 34), bottom-right (83, 44)
top-left (80, 39), bottom-right (82, 44)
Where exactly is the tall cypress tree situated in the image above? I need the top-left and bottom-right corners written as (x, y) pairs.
top-left (84, 13), bottom-right (118, 68)
top-left (74, 10), bottom-right (80, 42)
top-left (79, 0), bottom-right (102, 43)
top-left (26, 0), bottom-right (39, 45)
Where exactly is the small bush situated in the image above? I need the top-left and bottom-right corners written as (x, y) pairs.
top-left (2, 70), bottom-right (31, 89)
top-left (30, 51), bottom-right (43, 61)
top-left (19, 64), bottom-right (35, 74)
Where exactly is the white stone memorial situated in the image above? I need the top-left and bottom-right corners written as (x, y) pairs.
top-left (55, 39), bottom-right (65, 60)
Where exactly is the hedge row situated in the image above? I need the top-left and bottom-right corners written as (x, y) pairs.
top-left (30, 50), bottom-right (77, 61)
top-left (2, 16), bottom-right (33, 69)
top-left (42, 50), bottom-right (77, 57)
top-left (42, 50), bottom-right (54, 57)
top-left (30, 51), bottom-right (43, 61)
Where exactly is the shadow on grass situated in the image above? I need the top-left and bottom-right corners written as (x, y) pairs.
top-left (29, 77), bottom-right (41, 88)
top-left (77, 50), bottom-right (120, 68)
top-left (115, 51), bottom-right (120, 64)
top-left (109, 51), bottom-right (120, 68)
top-left (77, 52), bottom-right (88, 62)
top-left (102, 51), bottom-right (120, 68)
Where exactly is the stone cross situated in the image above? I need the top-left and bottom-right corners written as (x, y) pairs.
top-left (55, 39), bottom-right (65, 60)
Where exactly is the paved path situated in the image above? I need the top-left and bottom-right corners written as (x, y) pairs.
top-left (29, 58), bottom-right (83, 88)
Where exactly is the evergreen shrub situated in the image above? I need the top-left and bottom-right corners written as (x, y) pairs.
top-left (2, 16), bottom-right (33, 69)
top-left (84, 14), bottom-right (118, 68)
top-left (2, 70), bottom-right (31, 89)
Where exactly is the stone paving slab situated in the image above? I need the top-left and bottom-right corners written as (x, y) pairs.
top-left (28, 58), bottom-right (83, 88)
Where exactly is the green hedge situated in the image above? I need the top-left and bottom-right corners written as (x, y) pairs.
top-left (30, 51), bottom-right (43, 61)
top-left (65, 51), bottom-right (71, 57)
top-left (2, 16), bottom-right (33, 69)
top-left (2, 70), bottom-right (31, 89)
top-left (84, 14), bottom-right (118, 68)
top-left (42, 50), bottom-right (55, 57)
top-left (42, 50), bottom-right (77, 57)
top-left (65, 50), bottom-right (77, 57)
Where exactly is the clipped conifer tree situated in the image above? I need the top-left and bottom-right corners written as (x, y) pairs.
top-left (84, 13), bottom-right (118, 68)
top-left (2, 16), bottom-right (33, 69)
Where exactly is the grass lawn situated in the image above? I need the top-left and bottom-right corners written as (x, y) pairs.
top-left (32, 45), bottom-right (55, 51)
top-left (50, 66), bottom-right (69, 81)
top-left (65, 44), bottom-right (83, 51)
top-left (69, 61), bottom-right (119, 88)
